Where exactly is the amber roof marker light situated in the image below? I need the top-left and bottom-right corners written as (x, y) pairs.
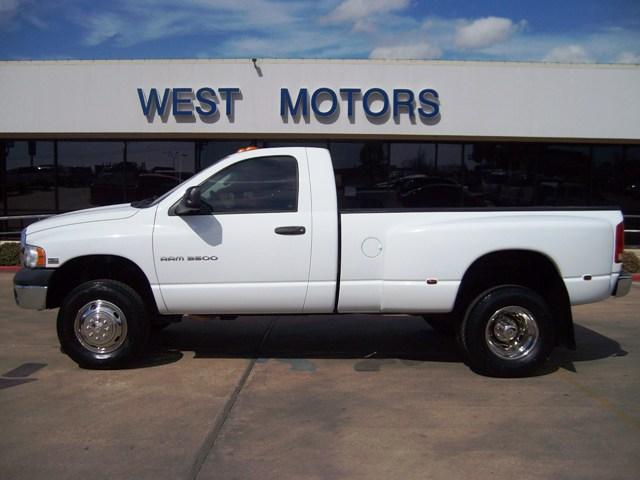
top-left (236, 146), bottom-right (259, 153)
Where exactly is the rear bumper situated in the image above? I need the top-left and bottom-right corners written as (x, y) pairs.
top-left (613, 271), bottom-right (632, 298)
top-left (13, 268), bottom-right (54, 310)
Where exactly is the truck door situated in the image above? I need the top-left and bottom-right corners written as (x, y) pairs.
top-left (153, 152), bottom-right (312, 314)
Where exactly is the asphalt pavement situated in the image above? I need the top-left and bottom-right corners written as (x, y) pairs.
top-left (1, 273), bottom-right (638, 479)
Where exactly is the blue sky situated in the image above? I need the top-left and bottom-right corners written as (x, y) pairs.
top-left (1, 0), bottom-right (639, 63)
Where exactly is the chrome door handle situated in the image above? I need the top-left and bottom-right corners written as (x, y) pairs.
top-left (274, 226), bottom-right (306, 235)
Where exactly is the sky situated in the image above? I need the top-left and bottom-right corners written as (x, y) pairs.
top-left (1, 0), bottom-right (639, 63)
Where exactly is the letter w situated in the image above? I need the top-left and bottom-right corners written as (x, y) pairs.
top-left (137, 88), bottom-right (171, 119)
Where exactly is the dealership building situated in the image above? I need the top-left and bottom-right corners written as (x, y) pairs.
top-left (1, 59), bottom-right (639, 244)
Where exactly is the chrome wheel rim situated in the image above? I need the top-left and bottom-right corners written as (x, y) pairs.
top-left (485, 306), bottom-right (539, 360)
top-left (74, 300), bottom-right (128, 355)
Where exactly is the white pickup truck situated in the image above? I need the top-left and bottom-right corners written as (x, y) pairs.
top-left (14, 147), bottom-right (632, 376)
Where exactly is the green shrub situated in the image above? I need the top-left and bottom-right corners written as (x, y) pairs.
top-left (623, 251), bottom-right (640, 273)
top-left (0, 242), bottom-right (20, 266)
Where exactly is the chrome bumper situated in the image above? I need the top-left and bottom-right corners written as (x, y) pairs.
top-left (613, 271), bottom-right (632, 298)
top-left (14, 285), bottom-right (48, 310)
top-left (13, 268), bottom-right (54, 310)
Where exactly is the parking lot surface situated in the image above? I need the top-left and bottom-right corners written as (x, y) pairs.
top-left (1, 272), bottom-right (639, 479)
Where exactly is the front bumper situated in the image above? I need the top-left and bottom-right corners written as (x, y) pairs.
top-left (13, 268), bottom-right (54, 310)
top-left (613, 271), bottom-right (632, 298)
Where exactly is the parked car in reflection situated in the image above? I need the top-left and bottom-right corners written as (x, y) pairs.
top-left (399, 178), bottom-right (487, 208)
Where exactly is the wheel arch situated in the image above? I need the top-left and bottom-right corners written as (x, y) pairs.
top-left (454, 249), bottom-right (574, 349)
top-left (46, 255), bottom-right (157, 314)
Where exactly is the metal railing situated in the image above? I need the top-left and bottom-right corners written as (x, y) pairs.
top-left (624, 215), bottom-right (640, 234)
top-left (0, 214), bottom-right (53, 237)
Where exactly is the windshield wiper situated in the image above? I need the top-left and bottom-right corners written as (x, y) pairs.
top-left (130, 196), bottom-right (158, 208)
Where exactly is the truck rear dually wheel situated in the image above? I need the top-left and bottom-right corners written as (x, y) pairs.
top-left (57, 280), bottom-right (150, 369)
top-left (461, 286), bottom-right (555, 377)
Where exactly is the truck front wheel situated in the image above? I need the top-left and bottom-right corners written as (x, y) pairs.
top-left (57, 280), bottom-right (150, 369)
top-left (461, 286), bottom-right (556, 377)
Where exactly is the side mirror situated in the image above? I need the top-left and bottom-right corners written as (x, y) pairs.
top-left (175, 186), bottom-right (203, 215)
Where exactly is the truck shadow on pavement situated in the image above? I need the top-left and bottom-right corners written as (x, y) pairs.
top-left (135, 314), bottom-right (627, 376)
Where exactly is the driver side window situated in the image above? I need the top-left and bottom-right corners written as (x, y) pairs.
top-left (199, 156), bottom-right (298, 214)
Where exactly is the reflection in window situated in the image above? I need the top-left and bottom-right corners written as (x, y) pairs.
top-left (199, 156), bottom-right (298, 213)
top-left (465, 143), bottom-right (539, 207)
top-left (263, 140), bottom-right (329, 149)
top-left (591, 146), bottom-right (623, 207)
top-left (199, 141), bottom-right (251, 170)
top-left (1, 139), bottom-right (639, 246)
top-left (330, 142), bottom-right (391, 209)
top-left (622, 146), bottom-right (640, 245)
top-left (538, 145), bottom-right (590, 206)
top-left (4, 141), bottom-right (55, 215)
top-left (58, 141), bottom-right (125, 209)
top-left (126, 142), bottom-right (195, 202)
top-left (332, 141), bottom-right (470, 209)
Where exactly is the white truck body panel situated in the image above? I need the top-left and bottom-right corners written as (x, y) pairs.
top-left (338, 211), bottom-right (620, 313)
top-left (22, 147), bottom-right (624, 317)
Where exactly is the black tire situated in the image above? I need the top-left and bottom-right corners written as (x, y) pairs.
top-left (460, 286), bottom-right (556, 377)
top-left (423, 314), bottom-right (456, 335)
top-left (57, 279), bottom-right (150, 369)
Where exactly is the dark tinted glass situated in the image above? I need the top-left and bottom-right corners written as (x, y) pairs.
top-left (58, 141), bottom-right (125, 209)
top-left (591, 146), bottom-right (623, 207)
top-left (330, 141), bottom-right (392, 209)
top-left (199, 156), bottom-right (298, 213)
top-left (199, 141), bottom-right (251, 169)
top-left (537, 145), bottom-right (590, 206)
top-left (1, 138), bottom-right (639, 246)
top-left (263, 140), bottom-right (329, 149)
top-left (332, 141), bottom-right (469, 209)
top-left (126, 142), bottom-right (195, 202)
top-left (463, 142), bottom-right (538, 207)
top-left (4, 141), bottom-right (55, 215)
top-left (622, 146), bottom-right (640, 245)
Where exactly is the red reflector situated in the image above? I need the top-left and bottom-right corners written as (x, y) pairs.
top-left (615, 221), bottom-right (624, 263)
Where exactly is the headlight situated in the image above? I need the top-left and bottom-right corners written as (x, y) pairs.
top-left (21, 245), bottom-right (46, 268)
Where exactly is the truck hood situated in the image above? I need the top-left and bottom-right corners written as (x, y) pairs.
top-left (26, 204), bottom-right (140, 234)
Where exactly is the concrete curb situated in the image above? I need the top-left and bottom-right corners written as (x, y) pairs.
top-left (0, 266), bottom-right (20, 272)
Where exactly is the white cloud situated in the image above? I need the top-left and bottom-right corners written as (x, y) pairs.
top-left (78, 0), bottom-right (310, 47)
top-left (0, 0), bottom-right (18, 14)
top-left (84, 13), bottom-right (125, 46)
top-left (369, 42), bottom-right (442, 60)
top-left (323, 0), bottom-right (410, 23)
top-left (17, 0), bottom-right (636, 65)
top-left (455, 16), bottom-right (525, 49)
top-left (616, 51), bottom-right (640, 64)
top-left (543, 44), bottom-right (594, 63)
top-left (0, 0), bottom-right (20, 26)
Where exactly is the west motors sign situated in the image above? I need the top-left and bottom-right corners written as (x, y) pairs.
top-left (136, 86), bottom-right (441, 124)
top-left (2, 59), bottom-right (638, 140)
